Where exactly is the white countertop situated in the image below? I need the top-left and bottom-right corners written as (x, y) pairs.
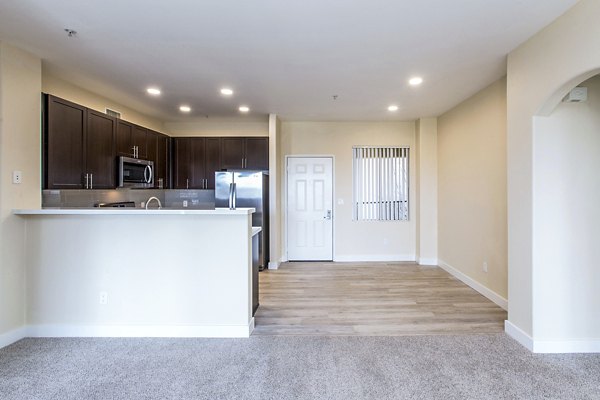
top-left (13, 207), bottom-right (255, 216)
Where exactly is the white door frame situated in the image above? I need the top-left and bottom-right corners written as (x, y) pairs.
top-left (284, 155), bottom-right (335, 262)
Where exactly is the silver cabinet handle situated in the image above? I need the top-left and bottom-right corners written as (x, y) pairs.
top-left (84, 173), bottom-right (89, 189)
top-left (90, 174), bottom-right (93, 189)
top-left (205, 178), bottom-right (208, 188)
top-left (158, 178), bottom-right (163, 189)
top-left (186, 178), bottom-right (189, 189)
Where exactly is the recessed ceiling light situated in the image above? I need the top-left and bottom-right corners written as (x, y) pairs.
top-left (146, 87), bottom-right (161, 96)
top-left (239, 106), bottom-right (250, 113)
top-left (179, 105), bottom-right (191, 113)
top-left (221, 88), bottom-right (234, 96)
top-left (409, 77), bottom-right (423, 86)
top-left (388, 105), bottom-right (399, 112)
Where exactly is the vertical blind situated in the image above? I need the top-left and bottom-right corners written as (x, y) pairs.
top-left (352, 146), bottom-right (409, 221)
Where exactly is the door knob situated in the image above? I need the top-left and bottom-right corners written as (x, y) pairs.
top-left (324, 210), bottom-right (332, 220)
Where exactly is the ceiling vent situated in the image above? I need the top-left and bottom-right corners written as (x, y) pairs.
top-left (563, 87), bottom-right (588, 103)
top-left (105, 108), bottom-right (122, 119)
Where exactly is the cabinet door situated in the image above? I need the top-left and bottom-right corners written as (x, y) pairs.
top-left (45, 95), bottom-right (86, 189)
top-left (173, 137), bottom-right (191, 189)
top-left (189, 138), bottom-right (207, 189)
top-left (132, 125), bottom-right (148, 159)
top-left (156, 134), bottom-right (170, 188)
top-left (205, 138), bottom-right (221, 189)
top-left (245, 137), bottom-right (269, 170)
top-left (86, 110), bottom-right (116, 189)
top-left (116, 120), bottom-right (134, 157)
top-left (221, 137), bottom-right (244, 169)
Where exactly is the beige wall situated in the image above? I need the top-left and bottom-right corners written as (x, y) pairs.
top-left (281, 121), bottom-right (416, 261)
top-left (507, 0), bottom-right (600, 340)
top-left (0, 42), bottom-right (42, 341)
top-left (437, 77), bottom-right (507, 299)
top-left (42, 71), bottom-right (166, 133)
top-left (268, 114), bottom-right (283, 267)
top-left (165, 119), bottom-right (268, 137)
top-left (415, 118), bottom-right (438, 264)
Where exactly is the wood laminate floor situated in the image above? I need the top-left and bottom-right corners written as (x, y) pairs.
top-left (253, 262), bottom-right (507, 336)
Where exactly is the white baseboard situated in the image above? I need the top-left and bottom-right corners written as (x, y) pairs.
top-left (333, 254), bottom-right (416, 262)
top-left (505, 320), bottom-right (534, 351)
top-left (505, 320), bottom-right (600, 353)
top-left (27, 321), bottom-right (255, 339)
top-left (418, 258), bottom-right (438, 266)
top-left (268, 261), bottom-right (280, 270)
top-left (0, 326), bottom-right (28, 349)
top-left (437, 259), bottom-right (508, 310)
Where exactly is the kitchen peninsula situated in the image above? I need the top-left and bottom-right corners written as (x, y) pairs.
top-left (14, 208), bottom-right (257, 338)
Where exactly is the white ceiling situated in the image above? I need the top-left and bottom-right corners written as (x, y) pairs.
top-left (0, 0), bottom-right (578, 122)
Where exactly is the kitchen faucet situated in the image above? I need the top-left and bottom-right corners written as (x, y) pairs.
top-left (145, 196), bottom-right (162, 210)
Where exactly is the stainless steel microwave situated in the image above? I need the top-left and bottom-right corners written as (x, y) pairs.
top-left (118, 156), bottom-right (154, 188)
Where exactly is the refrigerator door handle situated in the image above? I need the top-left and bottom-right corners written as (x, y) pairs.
top-left (229, 183), bottom-right (237, 210)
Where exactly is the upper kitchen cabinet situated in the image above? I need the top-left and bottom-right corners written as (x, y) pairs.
top-left (116, 120), bottom-right (148, 159)
top-left (45, 95), bottom-right (87, 189)
top-left (172, 137), bottom-right (221, 189)
top-left (85, 110), bottom-right (116, 189)
top-left (245, 137), bottom-right (269, 170)
top-left (147, 131), bottom-right (170, 189)
top-left (221, 137), bottom-right (245, 169)
top-left (221, 137), bottom-right (268, 170)
top-left (45, 95), bottom-right (116, 189)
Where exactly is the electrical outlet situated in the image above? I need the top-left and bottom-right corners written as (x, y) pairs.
top-left (183, 200), bottom-right (188, 208)
top-left (99, 291), bottom-right (108, 305)
top-left (482, 262), bottom-right (488, 273)
top-left (12, 171), bottom-right (22, 184)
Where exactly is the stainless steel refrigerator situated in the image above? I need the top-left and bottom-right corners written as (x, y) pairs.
top-left (215, 170), bottom-right (269, 270)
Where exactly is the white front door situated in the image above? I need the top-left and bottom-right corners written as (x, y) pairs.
top-left (287, 157), bottom-right (333, 261)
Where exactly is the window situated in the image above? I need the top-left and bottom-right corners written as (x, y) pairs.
top-left (352, 146), bottom-right (409, 221)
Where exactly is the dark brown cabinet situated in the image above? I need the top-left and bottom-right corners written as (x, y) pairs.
top-left (116, 120), bottom-right (147, 159)
top-left (173, 137), bottom-right (220, 189)
top-left (86, 110), bottom-right (116, 189)
top-left (221, 137), bottom-right (268, 170)
top-left (221, 137), bottom-right (245, 169)
top-left (204, 138), bottom-right (221, 189)
top-left (45, 95), bottom-right (115, 189)
top-left (245, 137), bottom-right (269, 170)
top-left (45, 95), bottom-right (87, 189)
top-left (147, 132), bottom-right (170, 189)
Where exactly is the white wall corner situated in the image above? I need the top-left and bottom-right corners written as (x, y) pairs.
top-left (505, 320), bottom-right (534, 352)
top-left (438, 259), bottom-right (508, 310)
top-left (506, 321), bottom-right (600, 353)
top-left (0, 326), bottom-right (29, 349)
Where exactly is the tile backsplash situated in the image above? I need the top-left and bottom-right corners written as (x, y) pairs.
top-left (42, 189), bottom-right (216, 209)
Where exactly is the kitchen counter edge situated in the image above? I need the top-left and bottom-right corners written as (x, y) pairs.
top-left (13, 208), bottom-right (255, 216)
